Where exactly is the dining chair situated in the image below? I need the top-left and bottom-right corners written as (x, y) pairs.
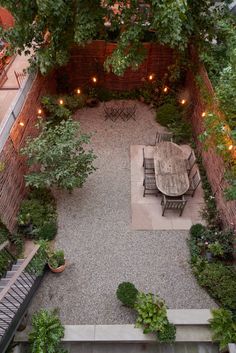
top-left (185, 170), bottom-right (201, 197)
top-left (143, 174), bottom-right (159, 197)
top-left (155, 131), bottom-right (173, 144)
top-left (142, 147), bottom-right (155, 174)
top-left (161, 194), bottom-right (187, 216)
top-left (186, 150), bottom-right (196, 175)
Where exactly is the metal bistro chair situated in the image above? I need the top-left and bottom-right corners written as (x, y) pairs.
top-left (186, 150), bottom-right (196, 175)
top-left (161, 194), bottom-right (187, 216)
top-left (143, 174), bottom-right (159, 197)
top-left (155, 131), bottom-right (173, 144)
top-left (185, 170), bottom-right (201, 197)
top-left (122, 104), bottom-right (136, 121)
top-left (143, 147), bottom-right (154, 174)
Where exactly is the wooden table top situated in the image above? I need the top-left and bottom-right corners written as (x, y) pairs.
top-left (154, 141), bottom-right (189, 197)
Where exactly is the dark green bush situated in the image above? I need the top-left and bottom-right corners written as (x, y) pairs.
top-left (36, 222), bottom-right (57, 241)
top-left (155, 103), bottom-right (181, 126)
top-left (156, 322), bottom-right (176, 343)
top-left (0, 221), bottom-right (9, 244)
top-left (190, 223), bottom-right (207, 240)
top-left (194, 261), bottom-right (236, 310)
top-left (41, 95), bottom-right (71, 125)
top-left (18, 189), bottom-right (57, 240)
top-left (64, 94), bottom-right (86, 111)
top-left (116, 282), bottom-right (139, 308)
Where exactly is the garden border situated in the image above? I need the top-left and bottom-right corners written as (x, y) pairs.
top-left (15, 310), bottom-right (213, 343)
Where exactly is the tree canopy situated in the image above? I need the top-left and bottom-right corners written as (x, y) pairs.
top-left (0, 0), bottom-right (235, 75)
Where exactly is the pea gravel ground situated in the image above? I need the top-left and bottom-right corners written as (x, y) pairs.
top-left (28, 101), bottom-right (216, 324)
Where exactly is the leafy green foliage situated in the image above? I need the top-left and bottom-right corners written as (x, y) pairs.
top-left (29, 308), bottom-right (65, 353)
top-left (155, 102), bottom-right (192, 143)
top-left (134, 292), bottom-right (175, 342)
top-left (0, 221), bottom-right (10, 245)
top-left (156, 103), bottom-right (181, 126)
top-left (156, 322), bottom-right (176, 343)
top-left (21, 119), bottom-right (96, 191)
top-left (0, 249), bottom-right (12, 278)
top-left (189, 223), bottom-right (234, 261)
top-left (194, 261), bottom-right (236, 311)
top-left (210, 308), bottom-right (236, 351)
top-left (36, 222), bottom-right (57, 241)
top-left (116, 282), bottom-right (138, 308)
top-left (0, 0), bottom-right (233, 75)
top-left (17, 189), bottom-right (57, 240)
top-left (27, 240), bottom-right (49, 276)
top-left (48, 250), bottom-right (65, 269)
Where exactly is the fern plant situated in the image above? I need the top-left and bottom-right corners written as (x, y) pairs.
top-left (210, 308), bottom-right (236, 351)
top-left (29, 309), bottom-right (65, 353)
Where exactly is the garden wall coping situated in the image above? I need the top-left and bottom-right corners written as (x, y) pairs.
top-left (15, 309), bottom-right (213, 343)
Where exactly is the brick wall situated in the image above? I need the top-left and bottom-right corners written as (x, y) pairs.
top-left (0, 73), bottom-right (56, 232)
top-left (0, 7), bottom-right (14, 28)
top-left (61, 41), bottom-right (174, 91)
top-left (186, 50), bottom-right (236, 231)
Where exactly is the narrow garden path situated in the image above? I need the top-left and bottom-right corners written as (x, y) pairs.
top-left (29, 101), bottom-right (216, 324)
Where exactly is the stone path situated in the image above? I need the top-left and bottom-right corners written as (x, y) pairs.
top-left (28, 101), bottom-right (216, 324)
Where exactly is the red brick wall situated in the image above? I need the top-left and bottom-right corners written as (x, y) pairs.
top-left (0, 7), bottom-right (14, 28)
top-left (0, 73), bottom-right (56, 232)
top-left (62, 41), bottom-right (174, 91)
top-left (186, 49), bottom-right (236, 231)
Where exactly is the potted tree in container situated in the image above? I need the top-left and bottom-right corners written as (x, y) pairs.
top-left (48, 250), bottom-right (66, 273)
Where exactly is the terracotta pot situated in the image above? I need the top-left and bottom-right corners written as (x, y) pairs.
top-left (48, 262), bottom-right (66, 273)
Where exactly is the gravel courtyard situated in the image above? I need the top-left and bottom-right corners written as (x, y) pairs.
top-left (28, 101), bottom-right (216, 324)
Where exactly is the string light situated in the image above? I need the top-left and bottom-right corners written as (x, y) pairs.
top-left (201, 112), bottom-right (206, 117)
top-left (92, 77), bottom-right (97, 83)
top-left (77, 88), bottom-right (81, 94)
top-left (163, 86), bottom-right (168, 93)
top-left (180, 99), bottom-right (186, 105)
top-left (19, 122), bottom-right (24, 126)
top-left (59, 99), bottom-right (64, 105)
top-left (148, 74), bottom-right (154, 81)
top-left (228, 144), bottom-right (233, 151)
top-left (38, 109), bottom-right (42, 115)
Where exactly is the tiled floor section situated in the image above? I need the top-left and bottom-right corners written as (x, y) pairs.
top-left (0, 54), bottom-right (30, 124)
top-left (131, 145), bottom-right (205, 230)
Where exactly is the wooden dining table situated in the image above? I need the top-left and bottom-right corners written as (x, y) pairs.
top-left (153, 141), bottom-right (189, 197)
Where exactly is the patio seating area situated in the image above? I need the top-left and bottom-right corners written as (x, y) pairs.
top-left (28, 101), bottom-right (215, 325)
top-left (131, 144), bottom-right (205, 230)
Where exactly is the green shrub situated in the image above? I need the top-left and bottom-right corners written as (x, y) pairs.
top-left (135, 292), bottom-right (169, 334)
top-left (210, 308), bottom-right (236, 351)
top-left (156, 322), bottom-right (176, 343)
top-left (36, 222), bottom-right (58, 241)
top-left (41, 95), bottom-right (71, 125)
top-left (17, 189), bottom-right (57, 240)
top-left (29, 309), bottom-right (65, 353)
top-left (0, 221), bottom-right (9, 244)
top-left (189, 224), bottom-right (234, 261)
top-left (195, 262), bottom-right (236, 310)
top-left (64, 94), bottom-right (86, 111)
top-left (190, 224), bottom-right (207, 240)
top-left (116, 282), bottom-right (138, 308)
top-left (155, 103), bottom-right (181, 126)
top-left (168, 119), bottom-right (192, 143)
top-left (27, 240), bottom-right (49, 276)
top-left (0, 250), bottom-right (11, 277)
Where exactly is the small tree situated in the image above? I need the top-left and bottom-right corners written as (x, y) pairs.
top-left (21, 119), bottom-right (96, 191)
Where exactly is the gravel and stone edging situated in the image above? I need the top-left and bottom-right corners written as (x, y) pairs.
top-left (28, 101), bottom-right (217, 324)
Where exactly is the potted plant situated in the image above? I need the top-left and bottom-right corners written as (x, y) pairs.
top-left (48, 250), bottom-right (66, 273)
